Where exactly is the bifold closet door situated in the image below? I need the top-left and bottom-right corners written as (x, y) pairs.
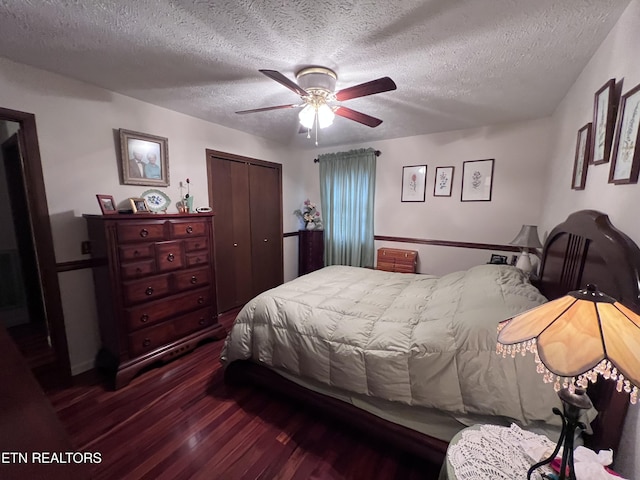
top-left (248, 163), bottom-right (283, 297)
top-left (209, 157), bottom-right (253, 312)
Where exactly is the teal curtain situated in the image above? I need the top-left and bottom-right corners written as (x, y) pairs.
top-left (319, 148), bottom-right (376, 267)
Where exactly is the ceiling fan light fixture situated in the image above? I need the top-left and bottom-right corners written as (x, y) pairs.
top-left (298, 104), bottom-right (315, 129)
top-left (317, 103), bottom-right (335, 129)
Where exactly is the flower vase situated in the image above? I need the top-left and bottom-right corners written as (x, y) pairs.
top-left (306, 222), bottom-right (315, 230)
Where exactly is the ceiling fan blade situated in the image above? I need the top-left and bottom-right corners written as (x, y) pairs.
top-left (335, 77), bottom-right (397, 101)
top-left (236, 104), bottom-right (299, 114)
top-left (334, 106), bottom-right (383, 127)
top-left (259, 70), bottom-right (309, 97)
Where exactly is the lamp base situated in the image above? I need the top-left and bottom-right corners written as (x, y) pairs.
top-left (516, 251), bottom-right (533, 274)
top-left (527, 388), bottom-right (591, 480)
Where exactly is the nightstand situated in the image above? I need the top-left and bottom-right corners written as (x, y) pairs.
top-left (439, 424), bottom-right (555, 480)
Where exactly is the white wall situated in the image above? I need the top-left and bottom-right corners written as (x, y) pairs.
top-left (540, 0), bottom-right (640, 475)
top-left (0, 56), bottom-right (304, 374)
top-left (303, 118), bottom-right (552, 275)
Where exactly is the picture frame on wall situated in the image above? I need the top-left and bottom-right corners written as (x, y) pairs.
top-left (609, 83), bottom-right (640, 185)
top-left (591, 79), bottom-right (618, 165)
top-left (433, 166), bottom-right (454, 197)
top-left (401, 165), bottom-right (427, 202)
top-left (461, 159), bottom-right (494, 202)
top-left (119, 129), bottom-right (170, 187)
top-left (571, 122), bottom-right (592, 190)
top-left (96, 194), bottom-right (117, 215)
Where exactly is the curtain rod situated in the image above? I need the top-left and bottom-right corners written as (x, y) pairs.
top-left (313, 150), bottom-right (381, 163)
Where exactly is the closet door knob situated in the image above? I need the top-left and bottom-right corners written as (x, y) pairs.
top-left (233, 243), bottom-right (238, 247)
top-left (263, 238), bottom-right (268, 242)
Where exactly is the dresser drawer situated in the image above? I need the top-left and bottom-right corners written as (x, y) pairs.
top-left (120, 259), bottom-right (155, 280)
top-left (124, 288), bottom-right (212, 331)
top-left (117, 223), bottom-right (165, 243)
top-left (185, 251), bottom-right (209, 267)
top-left (127, 307), bottom-right (215, 356)
top-left (123, 275), bottom-right (171, 305)
top-left (155, 241), bottom-right (185, 272)
top-left (184, 237), bottom-right (207, 252)
top-left (170, 220), bottom-right (207, 238)
top-left (119, 243), bottom-right (154, 261)
top-left (173, 267), bottom-right (210, 292)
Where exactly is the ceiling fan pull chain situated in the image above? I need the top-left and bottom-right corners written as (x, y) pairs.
top-left (315, 111), bottom-right (319, 146)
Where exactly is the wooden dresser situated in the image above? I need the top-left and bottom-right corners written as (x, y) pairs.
top-left (298, 229), bottom-right (324, 276)
top-left (84, 213), bottom-right (225, 389)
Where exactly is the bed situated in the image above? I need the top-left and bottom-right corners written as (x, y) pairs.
top-left (222, 210), bottom-right (640, 464)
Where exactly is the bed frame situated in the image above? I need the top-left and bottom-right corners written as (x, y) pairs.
top-left (224, 210), bottom-right (640, 464)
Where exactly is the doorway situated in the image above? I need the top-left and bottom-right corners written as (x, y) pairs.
top-left (0, 108), bottom-right (70, 388)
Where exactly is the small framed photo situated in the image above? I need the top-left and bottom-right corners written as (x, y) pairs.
top-left (433, 166), bottom-right (454, 197)
top-left (591, 79), bottom-right (618, 165)
top-left (120, 129), bottom-right (169, 187)
top-left (129, 197), bottom-right (150, 214)
top-left (489, 254), bottom-right (508, 265)
top-left (401, 165), bottom-right (427, 202)
top-left (96, 194), bottom-right (117, 215)
top-left (572, 123), bottom-right (592, 190)
top-left (461, 159), bottom-right (494, 202)
top-left (609, 83), bottom-right (640, 185)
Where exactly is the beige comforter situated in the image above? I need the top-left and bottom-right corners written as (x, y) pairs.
top-left (221, 265), bottom-right (561, 426)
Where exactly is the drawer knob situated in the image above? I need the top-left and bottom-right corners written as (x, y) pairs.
top-left (263, 238), bottom-right (268, 242)
top-left (167, 253), bottom-right (175, 262)
top-left (143, 338), bottom-right (151, 347)
top-left (135, 267), bottom-right (142, 274)
top-left (195, 243), bottom-right (200, 249)
top-left (233, 243), bottom-right (238, 247)
top-left (198, 318), bottom-right (205, 325)
top-left (195, 257), bottom-right (201, 263)
top-left (145, 286), bottom-right (154, 296)
top-left (134, 250), bottom-right (140, 257)
top-left (197, 296), bottom-right (204, 305)
top-left (190, 276), bottom-right (198, 284)
top-left (186, 226), bottom-right (193, 234)
top-left (140, 314), bottom-right (149, 323)
top-left (140, 229), bottom-right (149, 238)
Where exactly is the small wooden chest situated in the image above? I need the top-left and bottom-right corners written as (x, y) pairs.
top-left (375, 248), bottom-right (418, 273)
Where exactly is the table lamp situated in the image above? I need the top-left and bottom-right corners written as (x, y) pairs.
top-left (496, 284), bottom-right (640, 480)
top-left (509, 225), bottom-right (543, 274)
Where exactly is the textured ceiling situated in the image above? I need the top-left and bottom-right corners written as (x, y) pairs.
top-left (0, 0), bottom-right (631, 149)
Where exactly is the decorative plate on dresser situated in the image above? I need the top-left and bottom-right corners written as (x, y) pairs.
top-left (83, 212), bottom-right (225, 389)
top-left (141, 189), bottom-right (171, 213)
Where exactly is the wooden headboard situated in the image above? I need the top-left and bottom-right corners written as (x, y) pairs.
top-left (536, 209), bottom-right (640, 454)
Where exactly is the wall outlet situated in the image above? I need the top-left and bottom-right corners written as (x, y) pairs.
top-left (81, 241), bottom-right (91, 255)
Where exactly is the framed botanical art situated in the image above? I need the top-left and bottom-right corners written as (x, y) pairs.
top-left (401, 165), bottom-right (427, 202)
top-left (433, 166), bottom-right (454, 197)
top-left (461, 159), bottom-right (494, 202)
top-left (609, 83), bottom-right (640, 185)
top-left (119, 129), bottom-right (170, 187)
top-left (571, 123), bottom-right (592, 190)
top-left (591, 79), bottom-right (618, 165)
top-left (96, 194), bottom-right (117, 215)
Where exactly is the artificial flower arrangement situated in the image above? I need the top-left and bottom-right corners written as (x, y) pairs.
top-left (293, 199), bottom-right (323, 230)
top-left (178, 178), bottom-right (192, 213)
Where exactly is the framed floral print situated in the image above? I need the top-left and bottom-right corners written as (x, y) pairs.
top-left (572, 123), bottom-right (592, 190)
top-left (591, 79), bottom-right (618, 165)
top-left (461, 159), bottom-right (494, 202)
top-left (120, 129), bottom-right (169, 187)
top-left (609, 83), bottom-right (640, 185)
top-left (434, 166), bottom-right (454, 197)
top-left (401, 165), bottom-right (427, 202)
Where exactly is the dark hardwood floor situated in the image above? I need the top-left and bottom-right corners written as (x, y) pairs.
top-left (47, 311), bottom-right (443, 479)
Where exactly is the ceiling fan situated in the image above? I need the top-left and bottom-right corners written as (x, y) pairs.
top-left (236, 67), bottom-right (397, 143)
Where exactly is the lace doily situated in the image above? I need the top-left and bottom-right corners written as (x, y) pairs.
top-left (448, 424), bottom-right (555, 480)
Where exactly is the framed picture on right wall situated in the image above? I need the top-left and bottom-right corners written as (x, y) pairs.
top-left (461, 159), bottom-right (494, 202)
top-left (609, 82), bottom-right (640, 185)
